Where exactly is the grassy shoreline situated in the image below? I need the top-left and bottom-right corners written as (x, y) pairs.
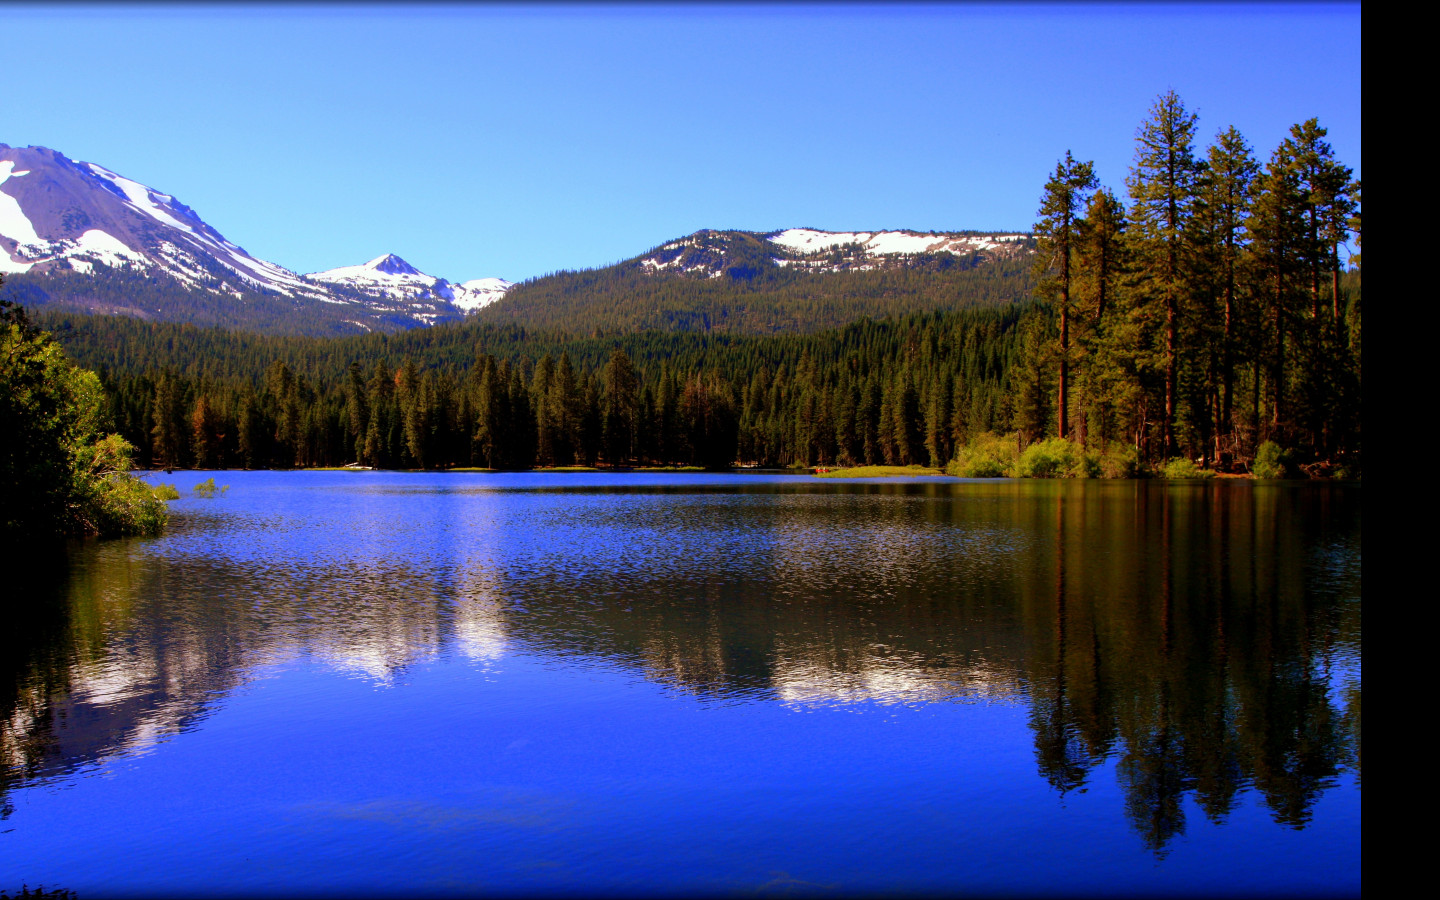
top-left (813, 465), bottom-right (945, 478)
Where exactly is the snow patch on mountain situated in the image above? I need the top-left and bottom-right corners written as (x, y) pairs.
top-left (66, 230), bottom-right (148, 274)
top-left (452, 277), bottom-right (513, 312)
top-left (769, 228), bottom-right (1029, 256)
top-left (0, 161), bottom-right (43, 254)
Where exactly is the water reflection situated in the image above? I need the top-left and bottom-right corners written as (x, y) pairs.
top-left (2, 477), bottom-right (1360, 853)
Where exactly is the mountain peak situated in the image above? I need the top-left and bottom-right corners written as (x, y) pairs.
top-left (365, 254), bottom-right (421, 276)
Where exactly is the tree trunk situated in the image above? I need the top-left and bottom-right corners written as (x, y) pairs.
top-left (1164, 294), bottom-right (1177, 456)
top-left (1272, 271), bottom-right (1285, 434)
top-left (1059, 304), bottom-right (1069, 440)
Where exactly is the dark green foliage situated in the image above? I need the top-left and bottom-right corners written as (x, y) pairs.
top-left (1251, 441), bottom-right (1292, 479)
top-left (36, 304), bottom-right (1028, 471)
top-left (1, 295), bottom-right (171, 538)
top-left (1014, 94), bottom-right (1360, 474)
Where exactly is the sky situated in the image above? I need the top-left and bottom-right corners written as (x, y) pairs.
top-left (3, 2), bottom-right (1360, 283)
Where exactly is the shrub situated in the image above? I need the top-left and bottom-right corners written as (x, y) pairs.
top-left (2, 299), bottom-right (174, 538)
top-left (89, 469), bottom-right (173, 536)
top-left (70, 433), bottom-right (173, 536)
top-left (1072, 450), bottom-right (1102, 479)
top-left (1100, 443), bottom-right (1144, 479)
top-left (947, 431), bottom-right (1018, 478)
top-left (193, 477), bottom-right (229, 497)
top-left (1160, 457), bottom-right (1214, 479)
top-left (1016, 437), bottom-right (1083, 478)
top-left (1252, 441), bottom-right (1291, 479)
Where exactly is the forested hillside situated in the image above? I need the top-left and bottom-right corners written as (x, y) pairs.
top-left (27, 92), bottom-right (1360, 476)
top-left (475, 229), bottom-right (1035, 334)
top-left (43, 306), bottom-right (1025, 471)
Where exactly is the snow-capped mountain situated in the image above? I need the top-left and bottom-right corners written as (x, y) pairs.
top-left (0, 143), bottom-right (510, 332)
top-left (637, 228), bottom-right (1031, 279)
top-left (307, 254), bottom-right (512, 313)
top-left (2, 141), bottom-right (1029, 337)
top-left (0, 146), bottom-right (326, 296)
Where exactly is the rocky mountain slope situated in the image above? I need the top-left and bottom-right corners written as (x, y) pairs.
top-left (0, 144), bottom-right (509, 334)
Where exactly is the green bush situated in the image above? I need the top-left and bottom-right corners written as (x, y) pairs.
top-left (1160, 457), bottom-right (1215, 479)
top-left (69, 433), bottom-right (173, 536)
top-left (1016, 437), bottom-right (1083, 478)
top-left (3, 300), bottom-right (175, 538)
top-left (1252, 441), bottom-right (1291, 479)
top-left (1101, 443), bottom-right (1144, 479)
top-left (1072, 450), bottom-right (1102, 479)
top-left (947, 431), bottom-right (1018, 478)
top-left (193, 477), bottom-right (229, 498)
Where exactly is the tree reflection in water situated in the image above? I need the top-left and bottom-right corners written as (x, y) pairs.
top-left (2, 479), bottom-right (1360, 852)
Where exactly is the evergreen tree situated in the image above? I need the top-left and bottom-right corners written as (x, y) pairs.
top-left (1127, 90), bottom-right (1202, 456)
top-left (1248, 137), bottom-right (1309, 442)
top-left (345, 361), bottom-right (369, 461)
top-left (150, 371), bottom-right (188, 469)
top-left (1073, 187), bottom-right (1129, 447)
top-left (1034, 151), bottom-right (1099, 441)
top-left (602, 349), bottom-right (640, 465)
top-left (190, 392), bottom-right (222, 468)
top-left (1195, 127), bottom-right (1259, 462)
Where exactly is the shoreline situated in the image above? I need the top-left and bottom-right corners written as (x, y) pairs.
top-left (134, 466), bottom-right (1361, 482)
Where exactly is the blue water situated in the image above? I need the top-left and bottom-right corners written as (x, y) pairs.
top-left (1, 473), bottom-right (1361, 897)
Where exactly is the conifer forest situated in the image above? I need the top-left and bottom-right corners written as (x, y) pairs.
top-left (23, 93), bottom-right (1361, 477)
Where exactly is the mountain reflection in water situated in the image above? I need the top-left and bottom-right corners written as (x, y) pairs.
top-left (2, 476), bottom-right (1359, 859)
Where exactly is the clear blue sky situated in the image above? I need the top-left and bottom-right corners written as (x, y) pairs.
top-left (4, 3), bottom-right (1360, 283)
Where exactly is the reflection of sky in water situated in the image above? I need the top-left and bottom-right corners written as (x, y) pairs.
top-left (2, 473), bottom-right (1360, 897)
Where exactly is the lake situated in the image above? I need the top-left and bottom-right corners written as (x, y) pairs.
top-left (1, 473), bottom-right (1361, 897)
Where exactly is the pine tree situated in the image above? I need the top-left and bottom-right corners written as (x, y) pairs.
top-left (1284, 119), bottom-right (1357, 455)
top-left (1072, 187), bottom-right (1129, 446)
top-left (190, 392), bottom-right (222, 468)
top-left (1127, 91), bottom-right (1202, 456)
top-left (1195, 127), bottom-right (1258, 461)
top-left (601, 349), bottom-right (639, 465)
top-left (1034, 151), bottom-right (1098, 442)
top-left (150, 371), bottom-right (187, 469)
top-left (345, 361), bottom-right (368, 462)
top-left (532, 354), bottom-right (556, 465)
top-left (1248, 137), bottom-right (1308, 442)
top-left (363, 360), bottom-right (394, 468)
